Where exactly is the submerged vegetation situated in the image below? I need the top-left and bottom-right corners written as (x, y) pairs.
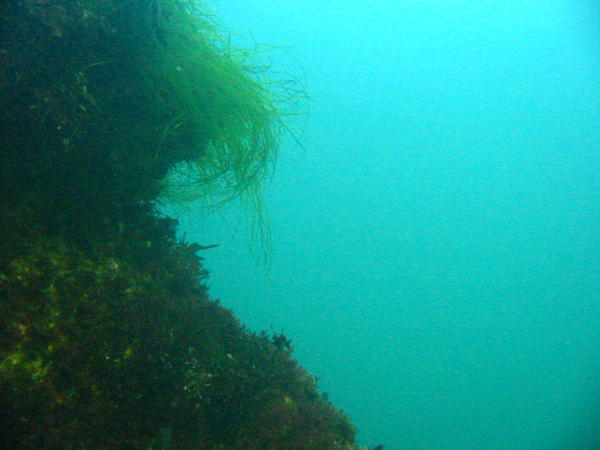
top-left (0, 213), bottom-right (356, 448)
top-left (0, 0), bottom-right (282, 238)
top-left (0, 0), bottom-right (363, 448)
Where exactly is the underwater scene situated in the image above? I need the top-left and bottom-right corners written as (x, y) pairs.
top-left (175, 1), bottom-right (600, 449)
top-left (0, 0), bottom-right (598, 449)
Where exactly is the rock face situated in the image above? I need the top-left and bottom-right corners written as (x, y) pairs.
top-left (0, 1), bottom-right (359, 448)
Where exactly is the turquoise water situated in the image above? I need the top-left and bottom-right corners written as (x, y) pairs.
top-left (173, 1), bottom-right (600, 448)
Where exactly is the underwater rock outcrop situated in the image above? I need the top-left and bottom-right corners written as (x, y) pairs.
top-left (0, 1), bottom-right (360, 448)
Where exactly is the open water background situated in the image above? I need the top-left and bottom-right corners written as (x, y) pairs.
top-left (169, 1), bottom-right (600, 448)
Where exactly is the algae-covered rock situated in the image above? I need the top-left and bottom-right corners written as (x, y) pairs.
top-left (0, 0), bottom-right (278, 222)
top-left (0, 213), bottom-right (356, 448)
top-left (0, 1), bottom-right (362, 448)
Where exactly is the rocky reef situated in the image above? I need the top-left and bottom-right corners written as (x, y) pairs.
top-left (0, 1), bottom-right (364, 448)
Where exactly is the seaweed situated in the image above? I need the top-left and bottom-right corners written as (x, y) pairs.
top-left (0, 1), bottom-right (363, 448)
top-left (0, 0), bottom-right (280, 247)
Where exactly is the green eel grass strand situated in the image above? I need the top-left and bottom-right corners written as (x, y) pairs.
top-left (148, 0), bottom-right (282, 256)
